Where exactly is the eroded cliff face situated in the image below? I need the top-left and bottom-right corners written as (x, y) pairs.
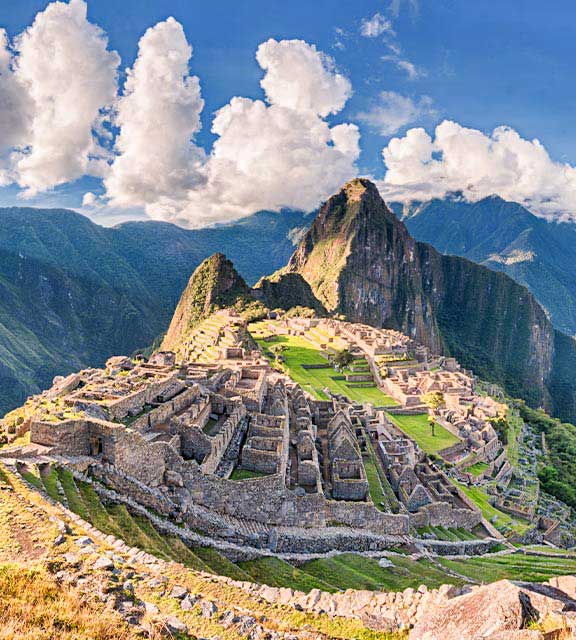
top-left (286, 178), bottom-right (555, 406)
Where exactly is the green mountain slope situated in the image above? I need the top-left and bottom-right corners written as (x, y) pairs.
top-left (403, 196), bottom-right (576, 336)
top-left (0, 207), bottom-right (309, 415)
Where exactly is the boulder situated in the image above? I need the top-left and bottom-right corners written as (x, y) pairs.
top-left (409, 580), bottom-right (576, 640)
top-left (106, 356), bottom-right (134, 372)
top-left (169, 585), bottom-right (188, 600)
top-left (93, 555), bottom-right (114, 571)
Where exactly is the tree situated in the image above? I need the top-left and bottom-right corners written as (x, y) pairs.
top-left (422, 391), bottom-right (445, 438)
top-left (333, 349), bottom-right (354, 369)
top-left (269, 344), bottom-right (287, 364)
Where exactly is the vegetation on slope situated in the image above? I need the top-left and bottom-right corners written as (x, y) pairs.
top-left (519, 402), bottom-right (576, 510)
top-left (0, 207), bottom-right (308, 416)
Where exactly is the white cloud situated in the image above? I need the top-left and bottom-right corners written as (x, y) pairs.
top-left (167, 39), bottom-right (359, 227)
top-left (104, 17), bottom-right (205, 211)
top-left (256, 38), bottom-right (352, 117)
top-left (357, 91), bottom-right (433, 136)
top-left (382, 54), bottom-right (424, 80)
top-left (360, 13), bottom-right (395, 38)
top-left (82, 191), bottom-right (97, 207)
top-left (380, 120), bottom-right (576, 221)
top-left (0, 29), bottom-right (33, 185)
top-left (102, 34), bottom-right (358, 227)
top-left (13, 0), bottom-right (119, 195)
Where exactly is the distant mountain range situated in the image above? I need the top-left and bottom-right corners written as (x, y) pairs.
top-left (401, 195), bottom-right (576, 337)
top-left (0, 206), bottom-right (309, 414)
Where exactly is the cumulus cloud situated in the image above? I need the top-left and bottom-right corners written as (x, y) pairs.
top-left (256, 39), bottom-right (352, 117)
top-left (176, 39), bottom-right (358, 226)
top-left (0, 29), bottom-right (33, 185)
top-left (104, 17), bottom-right (205, 212)
top-left (380, 120), bottom-right (576, 221)
top-left (108, 36), bottom-right (359, 227)
top-left (360, 13), bottom-right (394, 38)
top-left (357, 91), bottom-right (433, 136)
top-left (13, 0), bottom-right (119, 195)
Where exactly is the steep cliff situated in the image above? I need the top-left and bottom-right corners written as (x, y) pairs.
top-left (403, 195), bottom-right (576, 336)
top-left (285, 179), bottom-right (556, 407)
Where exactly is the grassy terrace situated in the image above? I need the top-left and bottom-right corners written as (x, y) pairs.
top-left (438, 552), bottom-right (576, 584)
top-left (253, 332), bottom-right (397, 405)
top-left (229, 468), bottom-right (269, 481)
top-left (465, 461), bottom-right (490, 477)
top-left (387, 413), bottom-right (459, 454)
top-left (452, 480), bottom-right (531, 535)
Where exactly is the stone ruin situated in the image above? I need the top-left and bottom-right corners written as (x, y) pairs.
top-left (2, 312), bottom-right (517, 559)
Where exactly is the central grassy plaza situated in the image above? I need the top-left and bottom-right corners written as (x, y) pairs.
top-left (252, 331), bottom-right (397, 406)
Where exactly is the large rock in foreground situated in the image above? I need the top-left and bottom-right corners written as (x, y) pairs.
top-left (409, 579), bottom-right (576, 640)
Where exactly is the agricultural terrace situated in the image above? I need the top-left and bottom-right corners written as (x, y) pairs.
top-left (386, 413), bottom-right (459, 454)
top-left (249, 321), bottom-right (397, 406)
top-left (451, 479), bottom-right (531, 535)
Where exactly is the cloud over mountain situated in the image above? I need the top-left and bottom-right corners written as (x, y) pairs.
top-left (380, 120), bottom-right (576, 221)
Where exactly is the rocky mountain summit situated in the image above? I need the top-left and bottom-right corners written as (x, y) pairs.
top-left (284, 178), bottom-right (576, 419)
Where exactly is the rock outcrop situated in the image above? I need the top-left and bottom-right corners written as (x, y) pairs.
top-left (285, 178), bottom-right (556, 409)
top-left (409, 579), bottom-right (576, 640)
top-left (254, 272), bottom-right (326, 314)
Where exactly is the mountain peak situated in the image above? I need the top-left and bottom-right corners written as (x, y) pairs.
top-left (341, 177), bottom-right (379, 202)
top-left (162, 253), bottom-right (253, 353)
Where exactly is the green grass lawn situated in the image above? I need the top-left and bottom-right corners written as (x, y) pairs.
top-left (438, 552), bottom-right (576, 585)
top-left (229, 468), bottom-right (269, 481)
top-left (239, 556), bottom-right (338, 592)
top-left (466, 461), bottom-right (490, 477)
top-left (452, 480), bottom-right (531, 535)
top-left (387, 413), bottom-right (459, 453)
top-left (302, 554), bottom-right (465, 592)
top-left (253, 333), bottom-right (397, 405)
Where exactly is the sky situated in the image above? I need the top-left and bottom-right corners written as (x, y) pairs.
top-left (0, 0), bottom-right (576, 227)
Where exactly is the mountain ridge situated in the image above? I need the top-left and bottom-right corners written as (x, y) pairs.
top-left (403, 195), bottom-right (576, 336)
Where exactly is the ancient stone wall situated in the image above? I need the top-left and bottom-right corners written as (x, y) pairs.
top-left (325, 500), bottom-right (409, 535)
top-left (410, 501), bottom-right (482, 529)
top-left (31, 418), bottom-right (90, 455)
top-left (111, 429), bottom-right (172, 486)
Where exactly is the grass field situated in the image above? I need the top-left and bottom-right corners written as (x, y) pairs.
top-left (452, 480), bottom-right (531, 535)
top-left (438, 552), bottom-right (576, 584)
top-left (301, 554), bottom-right (464, 592)
top-left (253, 333), bottom-right (396, 405)
top-left (229, 468), bottom-right (268, 481)
top-left (466, 461), bottom-right (490, 477)
top-left (387, 413), bottom-right (459, 453)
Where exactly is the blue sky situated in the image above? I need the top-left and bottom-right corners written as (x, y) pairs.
top-left (0, 0), bottom-right (575, 225)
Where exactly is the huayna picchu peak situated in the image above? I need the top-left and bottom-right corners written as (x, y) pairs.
top-left (285, 178), bottom-right (576, 419)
